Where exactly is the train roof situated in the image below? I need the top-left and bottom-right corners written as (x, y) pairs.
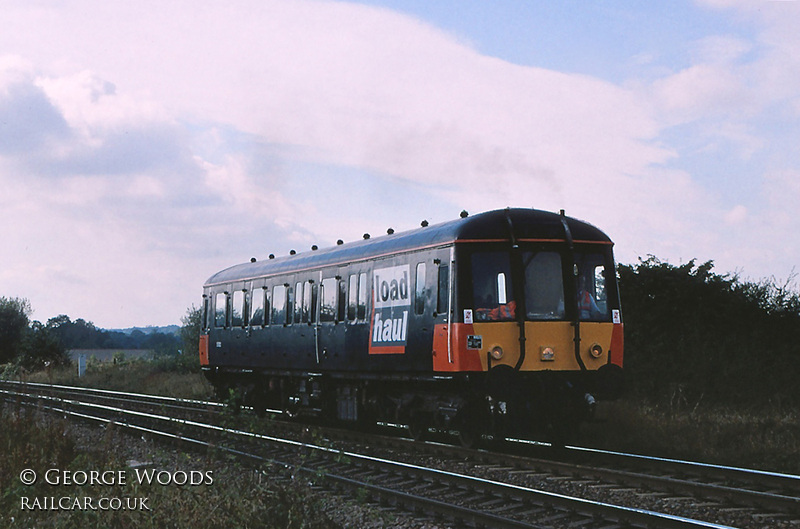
top-left (204, 208), bottom-right (612, 287)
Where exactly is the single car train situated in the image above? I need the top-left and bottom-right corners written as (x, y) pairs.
top-left (199, 208), bottom-right (624, 444)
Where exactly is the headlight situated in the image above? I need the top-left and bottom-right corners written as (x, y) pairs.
top-left (490, 346), bottom-right (504, 360)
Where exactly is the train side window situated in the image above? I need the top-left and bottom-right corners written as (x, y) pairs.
top-left (309, 282), bottom-right (318, 325)
top-left (347, 274), bottom-right (358, 321)
top-left (357, 272), bottom-right (368, 320)
top-left (202, 296), bottom-right (210, 331)
top-left (232, 290), bottom-right (245, 327)
top-left (337, 279), bottom-right (347, 322)
top-left (214, 292), bottom-right (228, 328)
top-left (415, 262), bottom-right (426, 314)
top-left (250, 288), bottom-right (264, 327)
top-left (264, 288), bottom-right (271, 326)
top-left (294, 282), bottom-right (303, 323)
top-left (320, 278), bottom-right (337, 323)
top-left (437, 265), bottom-right (449, 315)
top-left (272, 285), bottom-right (287, 325)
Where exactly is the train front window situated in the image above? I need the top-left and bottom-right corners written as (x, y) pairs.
top-left (576, 252), bottom-right (611, 322)
top-left (472, 251), bottom-right (515, 322)
top-left (522, 251), bottom-right (565, 320)
top-left (214, 293), bottom-right (227, 328)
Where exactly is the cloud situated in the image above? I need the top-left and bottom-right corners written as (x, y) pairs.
top-left (1, 0), bottom-right (799, 325)
top-left (0, 73), bottom-right (70, 155)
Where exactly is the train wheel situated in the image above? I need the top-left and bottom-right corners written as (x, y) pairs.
top-left (456, 402), bottom-right (484, 449)
top-left (407, 411), bottom-right (428, 441)
top-left (457, 424), bottom-right (481, 449)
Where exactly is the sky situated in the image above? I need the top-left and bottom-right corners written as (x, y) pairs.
top-left (1, 0), bottom-right (799, 328)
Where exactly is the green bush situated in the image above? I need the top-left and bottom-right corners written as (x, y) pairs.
top-left (618, 257), bottom-right (800, 408)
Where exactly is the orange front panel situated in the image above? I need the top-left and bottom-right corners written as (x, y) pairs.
top-left (432, 323), bottom-right (484, 372)
top-left (610, 323), bottom-right (624, 367)
top-left (199, 334), bottom-right (209, 366)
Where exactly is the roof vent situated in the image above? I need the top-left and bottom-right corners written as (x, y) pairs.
top-left (269, 254), bottom-right (275, 259)
top-left (460, 210), bottom-right (469, 218)
top-left (421, 220), bottom-right (429, 227)
top-left (311, 245), bottom-right (318, 251)
top-left (363, 233), bottom-right (370, 240)
top-left (290, 249), bottom-right (296, 255)
top-left (250, 257), bottom-right (257, 263)
top-left (337, 239), bottom-right (344, 245)
top-left (387, 228), bottom-right (394, 235)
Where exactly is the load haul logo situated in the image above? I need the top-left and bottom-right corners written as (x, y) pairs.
top-left (369, 264), bottom-right (410, 354)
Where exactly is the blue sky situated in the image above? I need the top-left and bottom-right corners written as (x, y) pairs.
top-left (1, 0), bottom-right (799, 327)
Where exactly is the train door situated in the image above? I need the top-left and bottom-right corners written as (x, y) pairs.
top-left (315, 272), bottom-right (347, 367)
top-left (227, 285), bottom-right (249, 365)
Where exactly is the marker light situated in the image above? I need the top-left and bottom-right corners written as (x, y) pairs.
top-left (490, 346), bottom-right (504, 360)
top-left (590, 343), bottom-right (603, 358)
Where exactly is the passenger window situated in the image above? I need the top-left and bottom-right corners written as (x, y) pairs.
top-left (415, 263), bottom-right (426, 315)
top-left (320, 278), bottom-right (337, 323)
top-left (232, 290), bottom-right (245, 327)
top-left (348, 274), bottom-right (358, 321)
top-left (250, 288), bottom-right (264, 327)
top-left (294, 282), bottom-right (303, 323)
top-left (337, 280), bottom-right (347, 322)
top-left (309, 283), bottom-right (318, 324)
top-left (357, 272), bottom-right (368, 320)
top-left (272, 285), bottom-right (287, 325)
top-left (215, 292), bottom-right (227, 328)
top-left (437, 265), bottom-right (449, 315)
top-left (264, 288), bottom-right (271, 326)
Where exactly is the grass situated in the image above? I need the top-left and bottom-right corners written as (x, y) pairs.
top-left (0, 398), bottom-right (347, 528)
top-left (1, 359), bottom-right (402, 529)
top-left (18, 355), bottom-right (215, 400)
top-left (583, 399), bottom-right (800, 475)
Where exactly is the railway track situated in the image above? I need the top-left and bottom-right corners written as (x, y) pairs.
top-left (2, 380), bottom-right (798, 529)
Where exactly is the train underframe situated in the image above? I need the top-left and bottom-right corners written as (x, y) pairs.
top-left (203, 364), bottom-right (623, 446)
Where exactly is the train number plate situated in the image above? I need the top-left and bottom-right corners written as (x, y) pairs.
top-left (467, 335), bottom-right (482, 350)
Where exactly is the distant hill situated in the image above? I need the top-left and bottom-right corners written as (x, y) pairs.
top-left (107, 325), bottom-right (181, 336)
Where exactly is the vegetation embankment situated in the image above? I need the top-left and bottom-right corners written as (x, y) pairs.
top-left (590, 257), bottom-right (800, 474)
top-left (0, 401), bottom-right (346, 529)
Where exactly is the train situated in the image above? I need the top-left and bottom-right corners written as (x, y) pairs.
top-left (199, 208), bottom-right (624, 445)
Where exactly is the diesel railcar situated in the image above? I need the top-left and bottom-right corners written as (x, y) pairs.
top-left (199, 208), bottom-right (624, 444)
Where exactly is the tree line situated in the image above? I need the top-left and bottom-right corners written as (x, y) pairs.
top-left (2, 257), bottom-right (799, 407)
top-left (0, 301), bottom-right (200, 372)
